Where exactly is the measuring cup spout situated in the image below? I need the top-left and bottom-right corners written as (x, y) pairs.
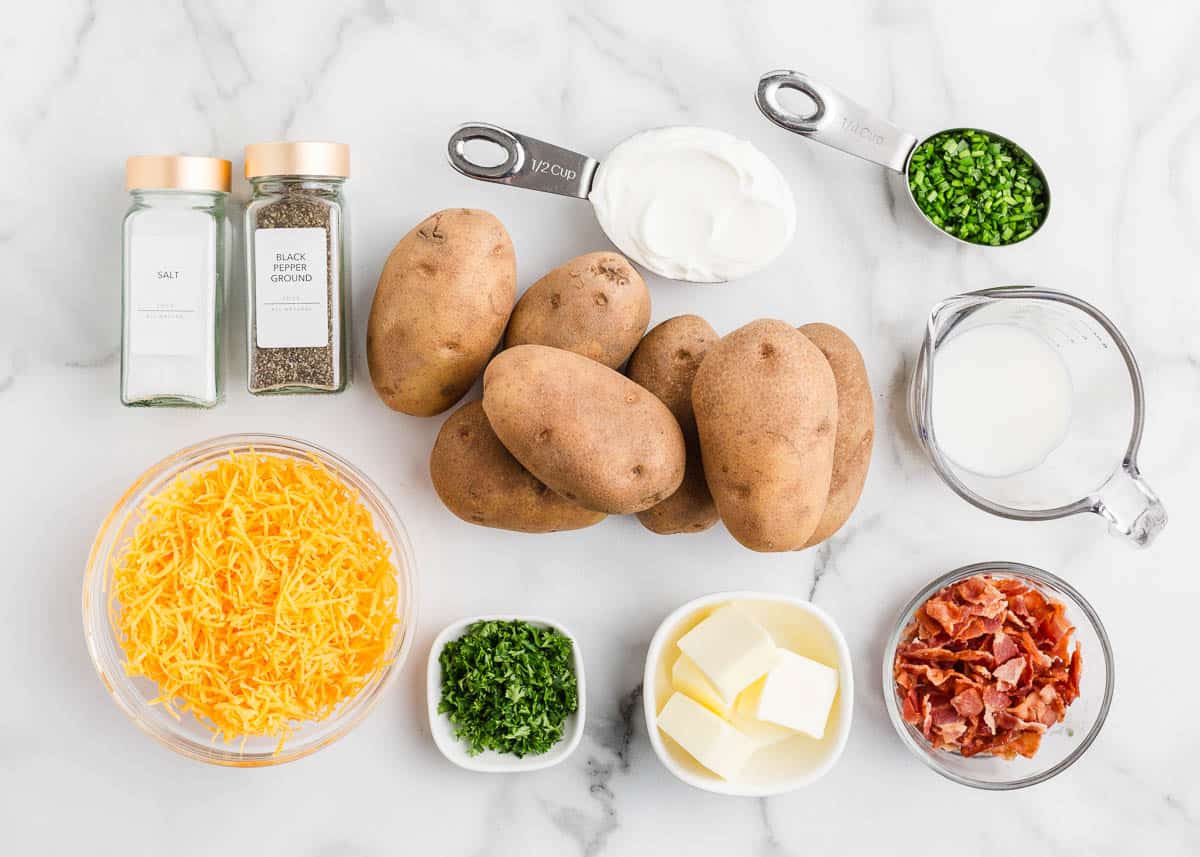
top-left (1093, 465), bottom-right (1167, 547)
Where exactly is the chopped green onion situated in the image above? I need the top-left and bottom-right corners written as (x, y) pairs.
top-left (907, 128), bottom-right (1048, 245)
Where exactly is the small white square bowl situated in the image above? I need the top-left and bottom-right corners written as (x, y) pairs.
top-left (643, 591), bottom-right (854, 796)
top-left (427, 614), bottom-right (586, 772)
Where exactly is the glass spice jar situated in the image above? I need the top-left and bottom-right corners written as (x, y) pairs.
top-left (244, 141), bottom-right (351, 394)
top-left (121, 155), bottom-right (230, 407)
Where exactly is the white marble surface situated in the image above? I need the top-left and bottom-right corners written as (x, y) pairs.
top-left (2, 1), bottom-right (1198, 854)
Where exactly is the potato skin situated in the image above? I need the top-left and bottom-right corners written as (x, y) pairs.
top-left (635, 448), bottom-right (717, 534)
top-left (627, 316), bottom-right (719, 534)
top-left (504, 251), bottom-right (650, 369)
top-left (367, 209), bottom-right (515, 416)
top-left (692, 319), bottom-right (838, 552)
top-left (798, 323), bottom-right (874, 546)
top-left (430, 401), bottom-right (605, 533)
top-left (483, 345), bottom-right (686, 515)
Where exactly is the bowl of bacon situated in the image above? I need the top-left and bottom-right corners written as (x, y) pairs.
top-left (883, 562), bottom-right (1113, 789)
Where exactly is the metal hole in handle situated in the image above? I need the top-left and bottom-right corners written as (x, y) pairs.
top-left (448, 124), bottom-right (524, 180)
top-left (755, 70), bottom-right (826, 134)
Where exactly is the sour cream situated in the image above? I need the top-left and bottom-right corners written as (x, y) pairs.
top-left (588, 126), bottom-right (796, 283)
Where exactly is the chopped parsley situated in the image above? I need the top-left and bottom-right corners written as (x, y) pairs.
top-left (438, 620), bottom-right (578, 757)
top-left (908, 128), bottom-right (1048, 246)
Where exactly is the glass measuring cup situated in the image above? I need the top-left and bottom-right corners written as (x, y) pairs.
top-left (909, 286), bottom-right (1166, 546)
top-left (755, 70), bottom-right (1051, 247)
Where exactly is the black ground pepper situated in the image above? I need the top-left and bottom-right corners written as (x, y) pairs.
top-left (249, 192), bottom-right (339, 391)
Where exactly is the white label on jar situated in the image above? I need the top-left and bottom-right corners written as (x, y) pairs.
top-left (129, 230), bottom-right (212, 356)
top-left (254, 227), bottom-right (329, 348)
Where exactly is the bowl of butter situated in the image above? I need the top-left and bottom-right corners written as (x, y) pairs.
top-left (643, 591), bottom-right (853, 796)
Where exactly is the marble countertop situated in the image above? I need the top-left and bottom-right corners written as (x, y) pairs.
top-left (3, 1), bottom-right (1197, 854)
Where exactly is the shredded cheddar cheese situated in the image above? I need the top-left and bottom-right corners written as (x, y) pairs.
top-left (110, 451), bottom-right (399, 750)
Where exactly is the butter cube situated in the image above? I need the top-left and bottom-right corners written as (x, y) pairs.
top-left (744, 649), bottom-right (838, 740)
top-left (676, 605), bottom-right (777, 703)
top-left (657, 692), bottom-right (756, 781)
top-left (731, 678), bottom-right (798, 748)
top-left (672, 654), bottom-right (732, 718)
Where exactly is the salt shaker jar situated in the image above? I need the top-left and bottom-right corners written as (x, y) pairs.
top-left (244, 141), bottom-right (351, 394)
top-left (121, 155), bottom-right (230, 407)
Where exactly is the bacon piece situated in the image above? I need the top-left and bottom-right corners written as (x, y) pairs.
top-left (912, 608), bottom-right (941, 641)
top-left (983, 687), bottom-right (1010, 709)
top-left (1039, 604), bottom-right (1071, 639)
top-left (925, 597), bottom-right (964, 635)
top-left (1066, 645), bottom-right (1082, 702)
top-left (931, 704), bottom-right (963, 728)
top-left (937, 720), bottom-right (968, 745)
top-left (992, 631), bottom-right (1020, 664)
top-left (994, 730), bottom-right (1043, 760)
top-left (1004, 609), bottom-right (1028, 630)
top-left (993, 655), bottom-right (1026, 690)
top-left (913, 607), bottom-right (941, 640)
top-left (1015, 630), bottom-right (1054, 672)
top-left (957, 576), bottom-right (998, 602)
top-left (1043, 683), bottom-right (1066, 721)
top-left (1041, 666), bottom-right (1069, 684)
top-left (956, 614), bottom-right (1004, 640)
top-left (951, 688), bottom-right (984, 718)
top-left (903, 645), bottom-right (992, 663)
top-left (994, 709), bottom-right (1048, 732)
top-left (994, 578), bottom-right (1029, 596)
top-left (899, 663), bottom-right (957, 687)
top-left (1010, 588), bottom-right (1047, 619)
top-left (956, 577), bottom-right (1008, 618)
top-left (982, 686), bottom-right (1009, 734)
top-left (1010, 690), bottom-right (1049, 724)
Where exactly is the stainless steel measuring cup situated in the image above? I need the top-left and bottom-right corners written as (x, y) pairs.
top-left (909, 286), bottom-right (1166, 546)
top-left (755, 70), bottom-right (1050, 246)
top-left (447, 122), bottom-right (796, 284)
top-left (451, 122), bottom-right (719, 280)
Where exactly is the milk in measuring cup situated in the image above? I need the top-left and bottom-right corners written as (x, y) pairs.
top-left (930, 324), bottom-right (1073, 478)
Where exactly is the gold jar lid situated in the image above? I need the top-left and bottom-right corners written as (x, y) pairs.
top-left (125, 155), bottom-right (232, 192)
top-left (244, 141), bottom-right (350, 179)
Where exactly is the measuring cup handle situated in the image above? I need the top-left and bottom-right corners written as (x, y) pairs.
top-left (1093, 464), bottom-right (1167, 547)
top-left (447, 123), bottom-right (598, 199)
top-left (755, 70), bottom-right (919, 173)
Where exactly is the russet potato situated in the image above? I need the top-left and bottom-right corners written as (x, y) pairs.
top-left (367, 208), bottom-right (515, 417)
top-left (692, 319), bottom-right (838, 552)
top-left (430, 400), bottom-right (605, 533)
top-left (483, 345), bottom-right (686, 515)
top-left (504, 251), bottom-right (650, 369)
top-left (626, 315), bottom-right (720, 534)
top-left (798, 323), bottom-right (874, 546)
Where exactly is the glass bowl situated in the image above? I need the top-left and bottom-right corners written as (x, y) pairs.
top-left (82, 433), bottom-right (418, 767)
top-left (882, 562), bottom-right (1113, 790)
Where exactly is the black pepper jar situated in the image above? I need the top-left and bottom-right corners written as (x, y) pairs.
top-left (244, 141), bottom-right (350, 394)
